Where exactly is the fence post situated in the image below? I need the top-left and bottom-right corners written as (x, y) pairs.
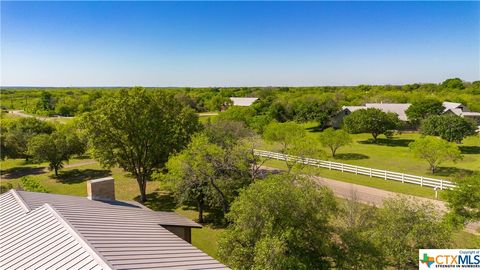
top-left (384, 171), bottom-right (387, 180)
top-left (355, 166), bottom-right (358, 175)
top-left (440, 180), bottom-right (443, 190)
top-left (369, 168), bottom-right (372, 177)
top-left (329, 162), bottom-right (332, 170)
top-left (401, 174), bottom-right (405, 183)
top-left (420, 176), bottom-right (423, 187)
top-left (341, 164), bottom-right (344, 172)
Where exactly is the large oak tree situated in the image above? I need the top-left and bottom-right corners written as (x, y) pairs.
top-left (82, 88), bottom-right (200, 202)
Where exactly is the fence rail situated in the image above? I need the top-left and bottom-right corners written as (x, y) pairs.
top-left (254, 149), bottom-right (456, 190)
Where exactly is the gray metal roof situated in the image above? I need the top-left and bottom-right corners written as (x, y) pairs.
top-left (16, 191), bottom-right (202, 228)
top-left (229, 97), bottom-right (258, 106)
top-left (0, 191), bottom-right (109, 270)
top-left (365, 103), bottom-right (411, 121)
top-left (1, 190), bottom-right (229, 270)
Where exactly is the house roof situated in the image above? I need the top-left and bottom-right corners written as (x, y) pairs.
top-left (229, 97), bottom-right (258, 106)
top-left (1, 190), bottom-right (229, 270)
top-left (342, 106), bottom-right (366, 112)
top-left (462, 112), bottom-right (480, 116)
top-left (365, 103), bottom-right (411, 121)
top-left (442, 101), bottom-right (463, 112)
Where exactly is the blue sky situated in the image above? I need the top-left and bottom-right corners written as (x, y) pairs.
top-left (1, 1), bottom-right (479, 87)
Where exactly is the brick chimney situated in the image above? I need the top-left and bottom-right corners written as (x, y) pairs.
top-left (87, 177), bottom-right (115, 201)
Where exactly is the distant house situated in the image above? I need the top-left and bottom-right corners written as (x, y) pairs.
top-left (332, 103), bottom-right (411, 128)
top-left (0, 177), bottom-right (228, 270)
top-left (442, 101), bottom-right (480, 127)
top-left (332, 101), bottom-right (480, 129)
top-left (229, 97), bottom-right (259, 107)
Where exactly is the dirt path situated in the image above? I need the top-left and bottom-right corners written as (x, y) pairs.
top-left (8, 110), bottom-right (73, 122)
top-left (64, 160), bottom-right (98, 168)
top-left (261, 166), bottom-right (479, 234)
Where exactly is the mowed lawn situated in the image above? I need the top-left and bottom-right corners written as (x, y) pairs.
top-left (260, 123), bottom-right (480, 181)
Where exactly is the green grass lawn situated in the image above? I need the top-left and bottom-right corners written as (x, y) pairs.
top-left (260, 123), bottom-right (480, 182)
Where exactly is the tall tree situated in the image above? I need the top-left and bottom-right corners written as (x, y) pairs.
top-left (165, 135), bottom-right (221, 223)
top-left (218, 174), bottom-right (337, 270)
top-left (409, 136), bottom-right (462, 173)
top-left (441, 78), bottom-right (465, 89)
top-left (318, 128), bottom-right (352, 157)
top-left (82, 88), bottom-right (200, 202)
top-left (333, 198), bottom-right (384, 270)
top-left (1, 117), bottom-right (54, 160)
top-left (263, 121), bottom-right (322, 173)
top-left (292, 96), bottom-right (339, 128)
top-left (446, 173), bottom-right (480, 224)
top-left (374, 197), bottom-right (452, 270)
top-left (27, 132), bottom-right (77, 176)
top-left (420, 115), bottom-right (477, 143)
top-left (405, 99), bottom-right (444, 125)
top-left (343, 108), bottom-right (399, 141)
top-left (166, 133), bottom-right (252, 219)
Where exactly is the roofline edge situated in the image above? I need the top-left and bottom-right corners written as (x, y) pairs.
top-left (44, 203), bottom-right (115, 270)
top-left (10, 189), bottom-right (31, 213)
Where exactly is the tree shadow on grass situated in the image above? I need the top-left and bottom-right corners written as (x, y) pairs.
top-left (203, 209), bottom-right (228, 228)
top-left (55, 169), bottom-right (111, 184)
top-left (306, 125), bottom-right (324, 133)
top-left (137, 190), bottom-right (227, 228)
top-left (358, 138), bottom-right (414, 147)
top-left (139, 191), bottom-right (177, 212)
top-left (0, 166), bottom-right (46, 179)
top-left (433, 167), bottom-right (474, 178)
top-left (334, 153), bottom-right (369, 160)
top-left (459, 146), bottom-right (480, 155)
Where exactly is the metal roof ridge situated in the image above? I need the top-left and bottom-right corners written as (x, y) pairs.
top-left (10, 189), bottom-right (31, 213)
top-left (43, 203), bottom-right (115, 270)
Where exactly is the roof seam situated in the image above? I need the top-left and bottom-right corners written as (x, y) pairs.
top-left (43, 203), bottom-right (115, 270)
top-left (10, 189), bottom-right (31, 213)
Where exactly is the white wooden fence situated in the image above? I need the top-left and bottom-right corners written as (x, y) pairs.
top-left (254, 149), bottom-right (456, 190)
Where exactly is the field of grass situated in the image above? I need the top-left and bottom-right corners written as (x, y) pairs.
top-left (260, 123), bottom-right (480, 181)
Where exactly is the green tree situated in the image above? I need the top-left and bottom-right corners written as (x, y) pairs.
top-left (446, 174), bottom-right (480, 224)
top-left (27, 132), bottom-right (76, 176)
top-left (218, 174), bottom-right (337, 270)
top-left (409, 136), bottom-right (462, 173)
top-left (375, 197), bottom-right (451, 270)
top-left (203, 119), bottom-right (253, 149)
top-left (343, 108), bottom-right (399, 141)
top-left (333, 198), bottom-right (383, 270)
top-left (292, 96), bottom-right (339, 128)
top-left (318, 128), bottom-right (352, 157)
top-left (1, 117), bottom-right (55, 160)
top-left (441, 78), bottom-right (464, 89)
top-left (263, 121), bottom-right (322, 173)
top-left (420, 115), bottom-right (477, 143)
top-left (38, 91), bottom-right (54, 111)
top-left (82, 88), bottom-right (200, 202)
top-left (405, 99), bottom-right (444, 125)
top-left (165, 135), bottom-right (221, 223)
top-left (166, 133), bottom-right (252, 219)
top-left (218, 106), bottom-right (256, 127)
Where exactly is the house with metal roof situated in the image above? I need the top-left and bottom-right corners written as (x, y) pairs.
top-left (442, 101), bottom-right (480, 127)
top-left (332, 103), bottom-right (412, 128)
top-left (229, 97), bottom-right (258, 107)
top-left (0, 177), bottom-right (229, 270)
